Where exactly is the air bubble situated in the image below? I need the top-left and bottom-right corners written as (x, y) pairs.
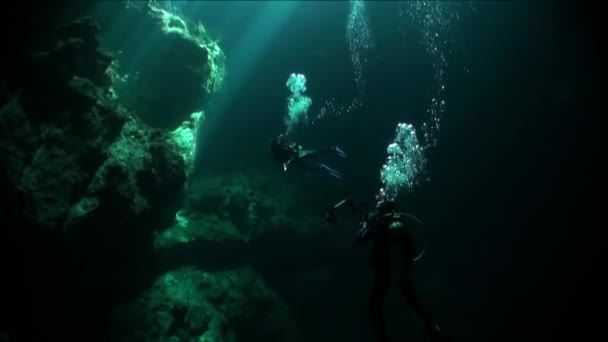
top-left (377, 123), bottom-right (428, 204)
top-left (397, 1), bottom-right (467, 149)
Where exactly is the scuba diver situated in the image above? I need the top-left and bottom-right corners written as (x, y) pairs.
top-left (269, 133), bottom-right (347, 179)
top-left (326, 198), bottom-right (447, 342)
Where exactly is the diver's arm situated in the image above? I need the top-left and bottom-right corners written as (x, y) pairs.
top-left (283, 155), bottom-right (296, 171)
top-left (356, 226), bottom-right (377, 244)
top-left (355, 223), bottom-right (370, 244)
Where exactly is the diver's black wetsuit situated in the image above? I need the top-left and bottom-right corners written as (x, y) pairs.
top-left (357, 201), bottom-right (444, 342)
top-left (269, 134), bottom-right (346, 178)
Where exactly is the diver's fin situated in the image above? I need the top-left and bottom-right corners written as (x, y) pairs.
top-left (320, 164), bottom-right (343, 179)
top-left (328, 171), bottom-right (343, 179)
top-left (334, 146), bottom-right (347, 158)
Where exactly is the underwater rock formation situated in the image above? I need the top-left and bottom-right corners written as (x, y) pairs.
top-left (0, 17), bottom-right (192, 339)
top-left (151, 171), bottom-right (345, 291)
top-left (154, 171), bottom-right (324, 248)
top-left (107, 1), bottom-right (225, 130)
top-left (2, 16), bottom-right (188, 240)
top-left (110, 266), bottom-right (297, 342)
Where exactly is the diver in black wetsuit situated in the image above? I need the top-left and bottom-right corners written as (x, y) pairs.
top-left (326, 199), bottom-right (447, 342)
top-left (269, 133), bottom-right (347, 179)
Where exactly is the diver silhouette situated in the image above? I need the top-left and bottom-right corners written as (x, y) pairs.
top-left (326, 198), bottom-right (447, 342)
top-left (269, 133), bottom-right (346, 179)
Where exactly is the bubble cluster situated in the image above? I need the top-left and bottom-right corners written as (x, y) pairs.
top-left (142, 0), bottom-right (226, 94)
top-left (398, 1), bottom-right (464, 149)
top-left (304, 0), bottom-right (373, 128)
top-left (311, 97), bottom-right (363, 125)
top-left (346, 0), bottom-right (374, 97)
top-left (376, 123), bottom-right (428, 204)
top-left (284, 73), bottom-right (313, 134)
top-left (287, 72), bottom-right (307, 94)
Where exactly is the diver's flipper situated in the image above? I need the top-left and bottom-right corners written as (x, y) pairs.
top-left (320, 164), bottom-right (343, 179)
top-left (334, 146), bottom-right (347, 158)
top-left (327, 170), bottom-right (343, 179)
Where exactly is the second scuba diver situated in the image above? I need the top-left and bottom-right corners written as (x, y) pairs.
top-left (326, 198), bottom-right (448, 342)
top-left (269, 133), bottom-right (347, 179)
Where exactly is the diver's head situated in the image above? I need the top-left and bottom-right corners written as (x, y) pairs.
top-left (270, 133), bottom-right (297, 164)
top-left (270, 134), bottom-right (285, 149)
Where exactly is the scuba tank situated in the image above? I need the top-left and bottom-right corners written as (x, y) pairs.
top-left (325, 198), bottom-right (427, 261)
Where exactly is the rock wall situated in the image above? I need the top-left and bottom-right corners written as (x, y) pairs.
top-left (106, 1), bottom-right (225, 130)
top-left (1, 17), bottom-right (188, 341)
top-left (1, 5), bottom-right (308, 342)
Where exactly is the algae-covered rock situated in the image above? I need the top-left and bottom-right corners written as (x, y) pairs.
top-left (168, 111), bottom-right (204, 176)
top-left (0, 16), bottom-right (197, 339)
top-left (155, 211), bottom-right (244, 247)
top-left (107, 1), bottom-right (225, 129)
top-left (110, 266), bottom-right (297, 342)
top-left (64, 113), bottom-right (188, 233)
top-left (3, 16), bottom-right (190, 235)
top-left (154, 171), bottom-right (324, 249)
top-left (27, 17), bottom-right (114, 92)
top-left (0, 14), bottom-right (207, 237)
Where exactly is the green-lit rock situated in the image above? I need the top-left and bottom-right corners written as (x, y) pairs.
top-left (0, 16), bottom-right (192, 339)
top-left (168, 111), bottom-right (204, 176)
top-left (155, 171), bottom-right (325, 249)
top-left (110, 266), bottom-right (297, 342)
top-left (106, 1), bottom-right (225, 129)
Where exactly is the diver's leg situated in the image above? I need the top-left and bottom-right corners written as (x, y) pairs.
top-left (397, 279), bottom-right (433, 327)
top-left (296, 147), bottom-right (346, 178)
top-left (396, 278), bottom-right (444, 339)
top-left (319, 164), bottom-right (343, 179)
top-left (369, 271), bottom-right (391, 342)
top-left (298, 149), bottom-right (328, 160)
top-left (298, 149), bottom-right (319, 159)
top-left (293, 160), bottom-right (343, 179)
top-left (390, 237), bottom-right (444, 339)
top-left (298, 146), bottom-right (347, 161)
top-left (292, 159), bottom-right (317, 171)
